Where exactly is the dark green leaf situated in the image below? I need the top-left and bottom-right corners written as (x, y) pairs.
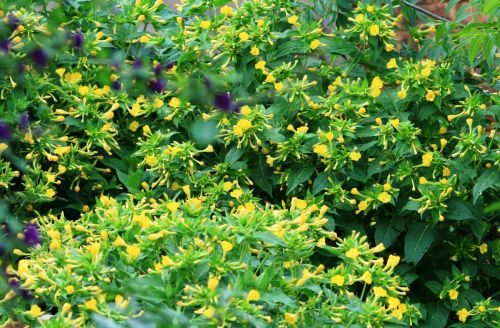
top-left (404, 222), bottom-right (437, 264)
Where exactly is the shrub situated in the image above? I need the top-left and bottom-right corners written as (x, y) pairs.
top-left (0, 0), bottom-right (498, 326)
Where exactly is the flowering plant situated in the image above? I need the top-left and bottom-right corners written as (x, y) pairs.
top-left (0, 0), bottom-right (499, 326)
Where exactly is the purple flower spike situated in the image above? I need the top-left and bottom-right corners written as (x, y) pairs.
top-left (0, 121), bottom-right (11, 140)
top-left (153, 63), bottom-right (163, 76)
top-left (19, 112), bottom-right (29, 131)
top-left (24, 224), bottom-right (41, 247)
top-left (149, 79), bottom-right (166, 93)
top-left (214, 92), bottom-right (240, 113)
top-left (31, 48), bottom-right (47, 66)
top-left (133, 59), bottom-right (142, 69)
top-left (7, 13), bottom-right (20, 30)
top-left (73, 31), bottom-right (84, 49)
top-left (112, 80), bottom-right (122, 90)
top-left (0, 40), bottom-right (10, 53)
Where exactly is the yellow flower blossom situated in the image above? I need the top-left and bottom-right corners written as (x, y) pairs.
top-left (355, 14), bottom-right (364, 23)
top-left (457, 308), bottom-right (469, 322)
top-left (330, 275), bottom-right (345, 286)
top-left (373, 286), bottom-right (387, 298)
top-left (27, 304), bottom-right (44, 317)
top-left (479, 243), bottom-right (488, 254)
top-left (361, 271), bottom-right (372, 284)
top-left (255, 60), bottom-right (266, 70)
top-left (377, 191), bottom-right (391, 203)
top-left (310, 39), bottom-right (321, 50)
top-left (285, 312), bottom-right (298, 324)
top-left (169, 97), bottom-right (181, 108)
top-left (287, 15), bottom-right (299, 25)
top-left (397, 89), bottom-right (407, 99)
top-left (369, 24), bottom-right (380, 36)
top-left (239, 32), bottom-right (250, 42)
top-left (247, 289), bottom-right (261, 301)
top-left (221, 240), bottom-right (233, 254)
top-left (449, 289), bottom-right (458, 300)
top-left (345, 248), bottom-right (360, 259)
top-left (421, 152), bottom-right (433, 167)
top-left (84, 298), bottom-right (98, 311)
top-left (313, 144), bottom-right (328, 157)
top-left (126, 244), bottom-right (141, 261)
top-left (207, 276), bottom-right (219, 291)
top-left (349, 151), bottom-right (361, 161)
top-left (220, 5), bottom-right (232, 16)
top-left (250, 46), bottom-right (260, 56)
top-left (200, 20), bottom-right (211, 29)
top-left (386, 58), bottom-right (397, 69)
top-left (425, 90), bottom-right (436, 101)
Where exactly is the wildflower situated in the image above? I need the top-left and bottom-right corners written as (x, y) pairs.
top-left (349, 151), bottom-right (361, 161)
top-left (425, 90), bottom-right (436, 101)
top-left (274, 82), bottom-right (284, 91)
top-left (355, 14), bottom-right (364, 23)
top-left (200, 20), bottom-right (211, 29)
top-left (369, 24), bottom-right (380, 36)
top-left (64, 72), bottom-right (82, 84)
top-left (31, 48), bottom-right (47, 66)
top-left (79, 86), bottom-right (90, 96)
top-left (297, 268), bottom-right (314, 286)
top-left (0, 121), bottom-right (11, 140)
top-left (397, 89), bottom-right (407, 99)
top-left (84, 298), bottom-right (98, 311)
top-left (361, 271), bottom-right (372, 284)
top-left (0, 39), bottom-right (10, 53)
top-left (233, 119), bottom-right (252, 136)
top-left (169, 97), bottom-right (181, 108)
top-left (203, 306), bottom-right (216, 318)
top-left (479, 243), bottom-right (488, 254)
top-left (45, 188), bottom-right (56, 198)
top-left (24, 224), bottom-right (40, 246)
top-left (220, 5), bottom-right (232, 16)
top-left (153, 98), bottom-right (164, 109)
top-left (239, 32), bottom-right (250, 42)
top-left (247, 289), bottom-right (261, 301)
top-left (27, 304), bottom-right (44, 317)
top-left (310, 39), bottom-right (321, 50)
top-left (367, 5), bottom-right (374, 13)
top-left (313, 144), bottom-right (328, 157)
top-left (386, 43), bottom-right (395, 51)
top-left (358, 200), bottom-right (369, 211)
top-left (330, 275), bottom-right (344, 286)
top-left (255, 60), bottom-right (266, 70)
top-left (73, 31), bottom-right (84, 49)
top-left (385, 255), bottom-right (400, 269)
top-left (87, 243), bottom-right (100, 258)
top-left (373, 286), bottom-right (387, 298)
top-left (250, 46), bottom-right (260, 56)
top-left (162, 255), bottom-right (175, 266)
top-left (285, 312), bottom-right (298, 324)
top-left (221, 241), bottom-right (233, 254)
top-left (149, 79), bottom-right (166, 93)
top-left (345, 248), bottom-right (360, 259)
top-left (448, 289), bottom-right (458, 300)
top-left (288, 15), bottom-right (299, 25)
top-left (421, 152), bottom-right (433, 167)
top-left (207, 276), bottom-right (219, 291)
top-left (388, 297), bottom-right (401, 309)
top-left (126, 244), bottom-right (141, 261)
top-left (214, 92), bottom-right (240, 113)
top-left (377, 192), bottom-right (391, 203)
top-left (387, 58), bottom-right (397, 69)
top-left (66, 285), bottom-right (75, 294)
top-left (457, 308), bottom-right (469, 322)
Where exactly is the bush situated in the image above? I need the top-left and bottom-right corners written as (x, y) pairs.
top-left (0, 0), bottom-right (498, 327)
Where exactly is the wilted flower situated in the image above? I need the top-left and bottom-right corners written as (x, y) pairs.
top-left (0, 121), bottom-right (11, 140)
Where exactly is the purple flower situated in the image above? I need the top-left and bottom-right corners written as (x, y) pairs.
top-left (24, 224), bottom-right (40, 246)
top-left (34, 127), bottom-right (43, 137)
top-left (0, 121), bottom-right (11, 140)
top-left (133, 59), bottom-right (142, 69)
top-left (111, 80), bottom-right (121, 90)
top-left (153, 63), bottom-right (163, 75)
top-left (31, 48), bottom-right (47, 66)
top-left (0, 40), bottom-right (10, 53)
top-left (7, 13), bottom-right (20, 30)
top-left (19, 112), bottom-right (29, 131)
top-left (149, 78), bottom-right (166, 93)
top-left (214, 92), bottom-right (240, 113)
top-left (20, 289), bottom-right (33, 300)
top-left (73, 31), bottom-right (84, 49)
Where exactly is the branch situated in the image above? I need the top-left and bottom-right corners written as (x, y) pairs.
top-left (400, 0), bottom-right (461, 25)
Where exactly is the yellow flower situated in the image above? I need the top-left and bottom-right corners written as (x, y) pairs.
top-left (221, 240), bottom-right (233, 254)
top-left (126, 244), bottom-right (141, 261)
top-left (313, 144), bottom-right (328, 157)
top-left (349, 151), bottom-right (361, 161)
top-left (169, 97), bottom-right (181, 108)
top-left (479, 243), bottom-right (488, 254)
top-left (421, 152), bottom-right (433, 167)
top-left (369, 24), bottom-right (380, 36)
top-left (200, 20), bottom-right (211, 29)
top-left (64, 72), bottom-right (82, 84)
top-left (355, 14), bottom-right (364, 23)
top-left (84, 298), bottom-right (98, 311)
top-left (250, 46), bottom-right (260, 56)
top-left (153, 98), bottom-right (164, 109)
top-left (367, 5), bottom-right (374, 13)
top-left (129, 103), bottom-right (142, 117)
top-left (162, 255), bottom-right (175, 266)
top-left (371, 76), bottom-right (383, 89)
top-left (377, 191), bottom-right (391, 203)
top-left (361, 271), bottom-right (372, 284)
top-left (310, 39), bottom-right (321, 50)
top-left (388, 297), bottom-right (401, 309)
top-left (129, 121), bottom-right (140, 132)
top-left (373, 286), bottom-right (387, 298)
top-left (386, 43), bottom-right (395, 51)
top-left (45, 188), bottom-right (56, 198)
top-left (397, 89), bottom-right (407, 99)
top-left (239, 32), bottom-right (250, 42)
top-left (287, 15), bottom-right (299, 25)
top-left (358, 200), bottom-right (369, 211)
top-left (386, 255), bottom-right (400, 269)
top-left (87, 243), bottom-right (100, 259)
top-left (265, 74), bottom-right (276, 83)
top-left (448, 289), bottom-right (459, 300)
top-left (55, 68), bottom-right (66, 77)
top-left (79, 86), bottom-right (90, 96)
top-left (203, 306), bottom-right (216, 318)
top-left (247, 289), bottom-right (261, 301)
top-left (386, 58), bottom-right (397, 69)
top-left (345, 248), bottom-right (360, 259)
top-left (220, 5), bottom-right (233, 16)
top-left (274, 82), bottom-right (284, 91)
top-left (139, 35), bottom-right (150, 43)
top-left (285, 312), bottom-right (298, 324)
top-left (255, 60), bottom-right (266, 70)
top-left (66, 285), bottom-right (75, 294)
top-left (28, 304), bottom-right (44, 317)
top-left (457, 308), bottom-right (469, 322)
top-left (425, 90), bottom-right (436, 101)
top-left (207, 276), bottom-right (219, 291)
top-left (330, 275), bottom-right (345, 286)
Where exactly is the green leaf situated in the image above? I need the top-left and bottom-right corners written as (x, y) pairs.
top-left (260, 290), bottom-right (296, 307)
top-left (375, 216), bottom-right (405, 248)
top-left (116, 170), bottom-right (143, 193)
top-left (473, 170), bottom-right (499, 203)
top-left (420, 303), bottom-right (449, 328)
top-left (312, 172), bottom-right (329, 195)
top-left (249, 157), bottom-right (273, 197)
top-left (404, 222), bottom-right (437, 265)
top-left (447, 197), bottom-right (480, 220)
top-left (225, 147), bottom-right (244, 165)
top-left (286, 166), bottom-right (314, 195)
top-left (424, 281), bottom-right (442, 296)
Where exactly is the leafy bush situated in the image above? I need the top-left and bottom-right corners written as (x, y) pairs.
top-left (0, 0), bottom-right (498, 327)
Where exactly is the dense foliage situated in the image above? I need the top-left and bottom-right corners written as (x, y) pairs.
top-left (0, 0), bottom-right (498, 327)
